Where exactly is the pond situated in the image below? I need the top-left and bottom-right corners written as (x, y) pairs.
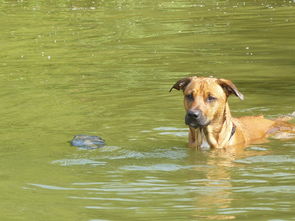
top-left (0, 0), bottom-right (295, 220)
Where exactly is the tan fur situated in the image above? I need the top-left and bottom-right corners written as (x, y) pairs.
top-left (170, 76), bottom-right (295, 149)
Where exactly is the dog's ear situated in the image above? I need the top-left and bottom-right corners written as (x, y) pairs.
top-left (169, 77), bottom-right (192, 92)
top-left (217, 79), bottom-right (244, 100)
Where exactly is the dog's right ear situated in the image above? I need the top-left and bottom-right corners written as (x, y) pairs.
top-left (169, 77), bottom-right (192, 92)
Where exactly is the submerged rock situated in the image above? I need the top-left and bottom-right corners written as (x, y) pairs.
top-left (71, 135), bottom-right (106, 149)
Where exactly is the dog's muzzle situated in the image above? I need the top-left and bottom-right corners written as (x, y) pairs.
top-left (185, 109), bottom-right (210, 128)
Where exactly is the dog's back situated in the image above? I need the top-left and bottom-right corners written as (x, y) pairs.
top-left (233, 116), bottom-right (275, 144)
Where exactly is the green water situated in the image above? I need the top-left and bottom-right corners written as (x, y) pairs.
top-left (1, 0), bottom-right (295, 220)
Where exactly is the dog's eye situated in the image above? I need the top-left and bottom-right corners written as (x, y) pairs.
top-left (207, 95), bottom-right (217, 102)
top-left (185, 94), bottom-right (194, 101)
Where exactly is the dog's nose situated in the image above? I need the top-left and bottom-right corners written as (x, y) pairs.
top-left (188, 110), bottom-right (202, 119)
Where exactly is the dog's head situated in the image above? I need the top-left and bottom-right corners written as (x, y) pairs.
top-left (170, 76), bottom-right (244, 129)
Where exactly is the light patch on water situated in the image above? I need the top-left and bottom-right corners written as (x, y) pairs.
top-left (121, 164), bottom-right (193, 171)
top-left (233, 179), bottom-right (267, 184)
top-left (101, 148), bottom-right (187, 160)
top-left (235, 185), bottom-right (295, 193)
top-left (158, 131), bottom-right (188, 137)
top-left (219, 206), bottom-right (273, 215)
top-left (85, 206), bottom-right (109, 209)
top-left (27, 183), bottom-right (102, 192)
top-left (71, 6), bottom-right (97, 11)
top-left (98, 146), bottom-right (121, 152)
top-left (246, 146), bottom-right (268, 151)
top-left (28, 183), bottom-right (76, 190)
top-left (235, 107), bottom-right (270, 113)
top-left (72, 182), bottom-right (105, 186)
top-left (235, 155), bottom-right (295, 164)
top-left (153, 127), bottom-right (187, 131)
top-left (86, 205), bottom-right (140, 211)
top-left (152, 127), bottom-right (188, 137)
top-left (51, 159), bottom-right (107, 166)
top-left (69, 196), bottom-right (145, 202)
top-left (240, 172), bottom-right (295, 179)
top-left (141, 130), bottom-right (152, 133)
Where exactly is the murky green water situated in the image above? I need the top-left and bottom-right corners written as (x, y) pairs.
top-left (1, 0), bottom-right (295, 220)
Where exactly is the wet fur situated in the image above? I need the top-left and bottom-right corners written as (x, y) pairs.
top-left (170, 76), bottom-right (295, 149)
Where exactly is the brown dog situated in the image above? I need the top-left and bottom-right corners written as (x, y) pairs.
top-left (170, 76), bottom-right (294, 149)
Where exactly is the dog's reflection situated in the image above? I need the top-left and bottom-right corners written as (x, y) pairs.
top-left (188, 146), bottom-right (269, 220)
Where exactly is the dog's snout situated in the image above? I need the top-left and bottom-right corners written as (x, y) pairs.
top-left (188, 110), bottom-right (201, 119)
top-left (185, 109), bottom-right (209, 128)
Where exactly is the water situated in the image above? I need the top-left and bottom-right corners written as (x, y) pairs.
top-left (0, 0), bottom-right (295, 220)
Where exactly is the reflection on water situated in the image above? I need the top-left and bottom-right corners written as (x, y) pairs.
top-left (0, 0), bottom-right (295, 220)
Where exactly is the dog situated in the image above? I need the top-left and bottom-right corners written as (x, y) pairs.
top-left (170, 76), bottom-right (295, 149)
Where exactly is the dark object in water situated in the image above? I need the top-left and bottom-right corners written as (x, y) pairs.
top-left (71, 135), bottom-right (106, 149)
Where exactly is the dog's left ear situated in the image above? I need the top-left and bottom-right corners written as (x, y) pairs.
top-left (169, 77), bottom-right (192, 92)
top-left (217, 79), bottom-right (244, 100)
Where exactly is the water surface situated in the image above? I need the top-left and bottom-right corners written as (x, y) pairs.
top-left (0, 0), bottom-right (295, 220)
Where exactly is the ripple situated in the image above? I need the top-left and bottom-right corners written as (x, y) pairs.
top-left (235, 155), bottom-right (295, 164)
top-left (121, 164), bottom-right (193, 171)
top-left (103, 147), bottom-right (187, 160)
top-left (237, 107), bottom-right (270, 113)
top-left (28, 183), bottom-right (76, 190)
top-left (69, 196), bottom-right (142, 202)
top-left (153, 127), bottom-right (187, 131)
top-left (27, 183), bottom-right (103, 191)
top-left (235, 185), bottom-right (295, 193)
top-left (51, 159), bottom-right (107, 166)
top-left (246, 146), bottom-right (268, 151)
top-left (158, 131), bottom-right (188, 137)
top-left (219, 206), bottom-right (273, 215)
top-left (153, 127), bottom-right (188, 137)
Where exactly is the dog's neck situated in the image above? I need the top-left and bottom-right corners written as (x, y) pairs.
top-left (194, 128), bottom-right (210, 149)
top-left (193, 103), bottom-right (235, 149)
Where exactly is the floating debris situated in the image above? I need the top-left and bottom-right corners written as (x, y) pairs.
top-left (71, 135), bottom-right (106, 149)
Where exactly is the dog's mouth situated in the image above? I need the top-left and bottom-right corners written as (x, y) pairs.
top-left (185, 111), bottom-right (210, 128)
top-left (185, 120), bottom-right (210, 129)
